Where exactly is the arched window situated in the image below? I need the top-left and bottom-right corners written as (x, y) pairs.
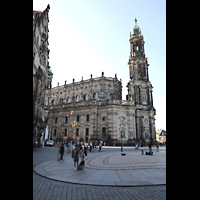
top-left (106, 92), bottom-right (110, 99)
top-left (65, 116), bottom-right (68, 123)
top-left (76, 95), bottom-right (79, 102)
top-left (94, 92), bottom-right (98, 100)
top-left (102, 127), bottom-right (106, 138)
top-left (67, 97), bottom-right (71, 103)
top-left (84, 94), bottom-right (88, 101)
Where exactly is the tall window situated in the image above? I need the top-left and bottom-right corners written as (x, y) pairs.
top-left (86, 128), bottom-right (89, 136)
top-left (76, 95), bottom-right (79, 102)
top-left (47, 81), bottom-right (51, 89)
top-left (76, 128), bottom-right (79, 136)
top-left (86, 114), bottom-right (89, 121)
top-left (77, 115), bottom-right (79, 122)
top-left (55, 117), bottom-right (57, 123)
top-left (106, 92), bottom-right (110, 99)
top-left (94, 92), bottom-right (98, 99)
top-left (64, 129), bottom-right (67, 136)
top-left (67, 97), bottom-right (71, 103)
top-left (102, 127), bottom-right (106, 138)
top-left (84, 94), bottom-right (88, 101)
top-left (65, 116), bottom-right (68, 123)
top-left (54, 129), bottom-right (57, 136)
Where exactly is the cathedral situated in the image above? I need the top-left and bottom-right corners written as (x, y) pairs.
top-left (46, 17), bottom-right (156, 145)
top-left (33, 5), bottom-right (53, 146)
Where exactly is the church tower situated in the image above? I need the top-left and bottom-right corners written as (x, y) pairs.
top-left (127, 17), bottom-right (156, 144)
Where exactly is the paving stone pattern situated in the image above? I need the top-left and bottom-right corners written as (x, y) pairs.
top-left (33, 146), bottom-right (166, 199)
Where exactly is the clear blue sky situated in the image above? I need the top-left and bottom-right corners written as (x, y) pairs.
top-left (33, 0), bottom-right (166, 131)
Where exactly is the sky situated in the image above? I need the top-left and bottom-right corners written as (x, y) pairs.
top-left (33, 0), bottom-right (166, 131)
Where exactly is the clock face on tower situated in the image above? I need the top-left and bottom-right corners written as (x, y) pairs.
top-left (120, 117), bottom-right (125, 122)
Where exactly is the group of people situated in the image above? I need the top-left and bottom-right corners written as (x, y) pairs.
top-left (139, 140), bottom-right (160, 155)
top-left (57, 141), bottom-right (103, 170)
top-left (57, 143), bottom-right (85, 170)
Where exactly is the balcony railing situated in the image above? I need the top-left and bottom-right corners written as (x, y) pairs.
top-left (49, 99), bottom-right (135, 110)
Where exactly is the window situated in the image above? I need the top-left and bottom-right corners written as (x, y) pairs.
top-left (65, 116), bottom-right (68, 123)
top-left (86, 114), bottom-right (89, 121)
top-left (76, 128), bottom-right (79, 136)
top-left (54, 129), bottom-right (57, 136)
top-left (67, 97), bottom-right (71, 103)
top-left (108, 84), bottom-right (111, 88)
top-left (84, 94), bottom-right (88, 101)
top-left (86, 128), bottom-right (89, 136)
top-left (64, 129), bottom-right (67, 136)
top-left (76, 95), bottom-right (79, 102)
top-left (106, 92), bottom-right (110, 99)
top-left (94, 92), bottom-right (98, 99)
top-left (55, 117), bottom-right (57, 123)
top-left (77, 115), bottom-right (79, 122)
top-left (102, 127), bottom-right (106, 138)
top-left (47, 81), bottom-right (51, 89)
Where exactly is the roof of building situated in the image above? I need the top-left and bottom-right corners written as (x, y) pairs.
top-left (156, 129), bottom-right (166, 136)
top-left (33, 10), bottom-right (43, 19)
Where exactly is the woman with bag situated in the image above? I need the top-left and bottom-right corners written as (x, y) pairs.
top-left (73, 145), bottom-right (79, 170)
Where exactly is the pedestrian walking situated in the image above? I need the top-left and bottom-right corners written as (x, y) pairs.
top-left (72, 143), bottom-right (75, 160)
top-left (35, 141), bottom-right (38, 150)
top-left (99, 142), bottom-right (102, 152)
top-left (90, 142), bottom-right (92, 152)
top-left (77, 146), bottom-right (85, 170)
top-left (84, 142), bottom-right (88, 156)
top-left (60, 144), bottom-right (65, 161)
top-left (140, 142), bottom-right (144, 155)
top-left (156, 143), bottom-right (159, 152)
top-left (148, 140), bottom-right (152, 155)
top-left (74, 145), bottom-right (79, 170)
top-left (57, 143), bottom-right (61, 161)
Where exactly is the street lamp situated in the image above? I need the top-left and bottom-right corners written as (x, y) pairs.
top-left (121, 130), bottom-right (123, 152)
top-left (119, 124), bottom-right (123, 152)
top-left (61, 122), bottom-right (65, 144)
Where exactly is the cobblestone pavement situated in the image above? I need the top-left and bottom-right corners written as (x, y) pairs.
top-left (33, 146), bottom-right (166, 200)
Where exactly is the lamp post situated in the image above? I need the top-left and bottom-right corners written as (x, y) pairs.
top-left (61, 122), bottom-right (65, 144)
top-left (121, 130), bottom-right (123, 152)
top-left (119, 124), bottom-right (123, 152)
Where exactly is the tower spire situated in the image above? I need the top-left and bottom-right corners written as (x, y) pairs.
top-left (135, 17), bottom-right (137, 26)
top-left (133, 17), bottom-right (141, 34)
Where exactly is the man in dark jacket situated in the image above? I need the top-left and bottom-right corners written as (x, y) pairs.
top-left (148, 140), bottom-right (152, 155)
top-left (60, 144), bottom-right (65, 161)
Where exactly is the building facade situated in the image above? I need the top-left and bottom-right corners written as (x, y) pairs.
top-left (156, 129), bottom-right (166, 143)
top-left (33, 4), bottom-right (53, 145)
top-left (47, 18), bottom-right (156, 145)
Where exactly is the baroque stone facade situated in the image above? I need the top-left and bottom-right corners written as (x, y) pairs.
top-left (46, 18), bottom-right (156, 145)
top-left (33, 4), bottom-right (53, 145)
